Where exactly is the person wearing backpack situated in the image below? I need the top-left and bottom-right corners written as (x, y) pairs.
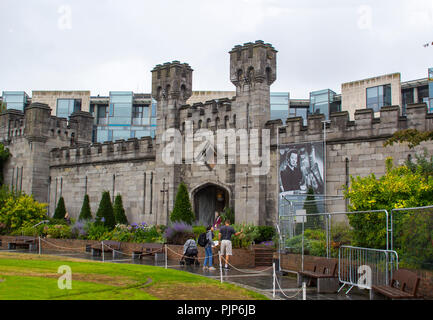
top-left (200, 225), bottom-right (215, 271)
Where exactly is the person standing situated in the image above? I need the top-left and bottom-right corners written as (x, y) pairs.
top-left (203, 225), bottom-right (216, 271)
top-left (213, 211), bottom-right (222, 230)
top-left (218, 220), bottom-right (243, 270)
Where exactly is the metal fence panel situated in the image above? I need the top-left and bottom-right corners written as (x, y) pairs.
top-left (391, 206), bottom-right (433, 271)
top-left (338, 246), bottom-right (399, 294)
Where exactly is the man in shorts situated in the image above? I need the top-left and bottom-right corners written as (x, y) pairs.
top-left (218, 220), bottom-right (243, 270)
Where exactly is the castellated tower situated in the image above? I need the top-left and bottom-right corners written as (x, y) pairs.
top-left (152, 61), bottom-right (193, 225)
top-left (1, 102), bottom-right (93, 207)
top-left (229, 40), bottom-right (277, 129)
top-left (230, 41), bottom-right (278, 225)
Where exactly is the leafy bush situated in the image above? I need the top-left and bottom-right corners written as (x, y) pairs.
top-left (87, 223), bottom-right (110, 241)
top-left (344, 157), bottom-right (433, 249)
top-left (192, 225), bottom-right (207, 238)
top-left (255, 226), bottom-right (276, 243)
top-left (0, 193), bottom-right (47, 234)
top-left (78, 194), bottom-right (92, 221)
top-left (170, 182), bottom-right (194, 225)
top-left (45, 225), bottom-right (72, 239)
top-left (232, 224), bottom-right (259, 249)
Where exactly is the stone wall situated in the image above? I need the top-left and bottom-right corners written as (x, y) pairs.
top-left (49, 137), bottom-right (157, 224)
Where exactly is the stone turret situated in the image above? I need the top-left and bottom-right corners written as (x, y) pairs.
top-left (229, 40), bottom-right (277, 129)
top-left (24, 103), bottom-right (52, 142)
top-left (151, 61), bottom-right (194, 225)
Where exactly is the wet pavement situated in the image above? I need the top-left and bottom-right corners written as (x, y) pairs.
top-left (0, 248), bottom-right (369, 300)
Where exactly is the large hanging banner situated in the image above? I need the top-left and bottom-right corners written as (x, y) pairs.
top-left (279, 141), bottom-right (325, 215)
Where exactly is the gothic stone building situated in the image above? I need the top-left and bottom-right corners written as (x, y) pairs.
top-left (1, 41), bottom-right (433, 227)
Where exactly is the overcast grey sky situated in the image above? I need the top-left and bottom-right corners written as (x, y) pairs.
top-left (1, 0), bottom-right (432, 98)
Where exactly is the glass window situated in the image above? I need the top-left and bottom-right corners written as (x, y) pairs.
top-left (56, 99), bottom-right (81, 118)
top-left (366, 85), bottom-right (391, 113)
top-left (109, 92), bottom-right (133, 125)
top-left (97, 130), bottom-right (109, 143)
top-left (112, 129), bottom-right (131, 141)
top-left (3, 91), bottom-right (28, 111)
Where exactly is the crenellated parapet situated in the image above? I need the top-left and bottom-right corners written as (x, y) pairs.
top-left (267, 103), bottom-right (433, 146)
top-left (0, 103), bottom-right (94, 146)
top-left (177, 97), bottom-right (238, 130)
top-left (50, 136), bottom-right (156, 168)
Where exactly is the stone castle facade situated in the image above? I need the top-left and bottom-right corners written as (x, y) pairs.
top-left (1, 41), bottom-right (432, 226)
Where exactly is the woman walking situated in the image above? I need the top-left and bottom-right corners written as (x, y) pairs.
top-left (203, 225), bottom-right (216, 271)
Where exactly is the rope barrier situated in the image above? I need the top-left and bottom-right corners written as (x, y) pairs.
top-left (39, 238), bottom-right (94, 255)
top-left (165, 246), bottom-right (274, 275)
top-left (274, 275), bottom-right (304, 299)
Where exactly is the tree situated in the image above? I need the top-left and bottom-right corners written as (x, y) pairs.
top-left (113, 194), bottom-right (128, 225)
top-left (53, 197), bottom-right (66, 220)
top-left (78, 194), bottom-right (92, 221)
top-left (170, 182), bottom-right (194, 225)
top-left (95, 191), bottom-right (116, 230)
top-left (0, 143), bottom-right (11, 186)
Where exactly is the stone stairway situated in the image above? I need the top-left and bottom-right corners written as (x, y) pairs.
top-left (254, 247), bottom-right (275, 267)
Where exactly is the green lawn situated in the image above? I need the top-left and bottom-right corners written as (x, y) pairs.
top-left (0, 252), bottom-right (268, 300)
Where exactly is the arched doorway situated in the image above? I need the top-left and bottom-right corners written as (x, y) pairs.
top-left (193, 184), bottom-right (229, 226)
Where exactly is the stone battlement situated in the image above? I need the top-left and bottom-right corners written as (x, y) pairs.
top-left (267, 103), bottom-right (433, 145)
top-left (178, 97), bottom-right (237, 129)
top-left (50, 136), bottom-right (156, 168)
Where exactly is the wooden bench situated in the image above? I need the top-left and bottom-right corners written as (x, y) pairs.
top-left (370, 269), bottom-right (422, 300)
top-left (297, 258), bottom-right (340, 293)
top-left (132, 243), bottom-right (165, 262)
top-left (91, 241), bottom-right (122, 259)
top-left (8, 236), bottom-right (38, 251)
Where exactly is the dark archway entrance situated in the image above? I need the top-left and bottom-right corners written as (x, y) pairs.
top-left (193, 184), bottom-right (229, 226)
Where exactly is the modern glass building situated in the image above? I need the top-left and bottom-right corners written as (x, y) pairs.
top-left (56, 98), bottom-right (82, 118)
top-left (92, 92), bottom-right (157, 143)
top-left (309, 89), bottom-right (340, 120)
top-left (2, 91), bottom-right (29, 111)
top-left (270, 92), bottom-right (290, 122)
top-left (366, 85), bottom-right (392, 113)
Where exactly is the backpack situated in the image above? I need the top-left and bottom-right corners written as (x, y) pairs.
top-left (198, 232), bottom-right (208, 247)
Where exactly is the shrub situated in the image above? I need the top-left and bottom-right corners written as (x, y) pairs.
top-left (192, 225), bottom-right (207, 238)
top-left (96, 191), bottom-right (116, 230)
top-left (222, 207), bottom-right (235, 225)
top-left (53, 197), bottom-right (66, 220)
top-left (71, 220), bottom-right (89, 239)
top-left (255, 226), bottom-right (276, 243)
top-left (0, 193), bottom-right (47, 234)
top-left (45, 225), bottom-right (72, 239)
top-left (164, 222), bottom-right (194, 245)
top-left (78, 194), bottom-right (92, 221)
top-left (170, 182), bottom-right (194, 225)
top-left (87, 223), bottom-right (110, 241)
top-left (232, 224), bottom-right (258, 249)
top-left (113, 194), bottom-right (128, 225)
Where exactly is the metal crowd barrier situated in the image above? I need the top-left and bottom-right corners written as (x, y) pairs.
top-left (338, 246), bottom-right (399, 294)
